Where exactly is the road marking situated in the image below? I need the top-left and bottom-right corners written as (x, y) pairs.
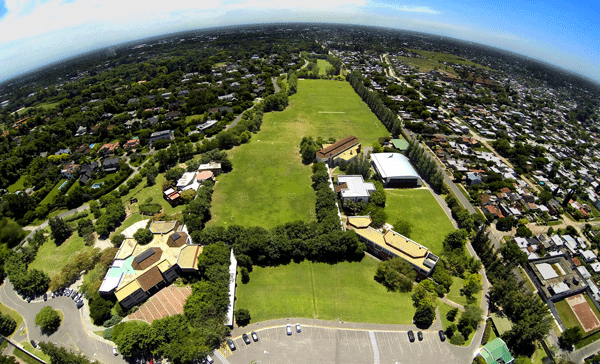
top-left (394, 332), bottom-right (403, 354)
top-left (368, 331), bottom-right (380, 364)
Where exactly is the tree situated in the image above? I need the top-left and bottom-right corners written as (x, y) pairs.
top-left (240, 267), bottom-right (250, 284)
top-left (39, 342), bottom-right (97, 364)
top-left (496, 217), bottom-right (516, 231)
top-left (35, 306), bottom-right (61, 333)
top-left (133, 228), bottom-right (153, 245)
top-left (443, 229), bottom-right (468, 251)
top-left (49, 216), bottom-right (72, 243)
top-left (374, 257), bottom-right (416, 292)
top-left (394, 219), bottom-right (413, 238)
top-left (446, 307), bottom-right (459, 322)
top-left (89, 294), bottom-right (113, 325)
top-left (0, 355), bottom-right (17, 364)
top-left (450, 332), bottom-right (465, 345)
top-left (413, 304), bottom-right (435, 327)
top-left (516, 225), bottom-right (533, 238)
top-left (110, 233), bottom-right (125, 247)
top-left (0, 313), bottom-right (17, 336)
top-left (461, 273), bottom-right (482, 302)
top-left (560, 326), bottom-right (583, 348)
top-left (234, 308), bottom-right (251, 327)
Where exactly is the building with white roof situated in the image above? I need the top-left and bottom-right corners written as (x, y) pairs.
top-left (335, 175), bottom-right (376, 204)
top-left (176, 172), bottom-right (197, 189)
top-left (577, 266), bottom-right (591, 279)
top-left (581, 250), bottom-right (598, 263)
top-left (370, 153), bottom-right (422, 187)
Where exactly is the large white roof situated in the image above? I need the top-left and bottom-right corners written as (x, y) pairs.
top-left (370, 153), bottom-right (420, 180)
top-left (537, 263), bottom-right (559, 280)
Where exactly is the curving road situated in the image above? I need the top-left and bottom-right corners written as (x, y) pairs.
top-left (0, 280), bottom-right (125, 364)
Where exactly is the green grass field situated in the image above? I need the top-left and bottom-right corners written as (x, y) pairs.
top-left (235, 257), bottom-right (416, 324)
top-left (384, 189), bottom-right (455, 255)
top-left (555, 299), bottom-right (582, 330)
top-left (39, 180), bottom-right (66, 206)
top-left (29, 231), bottom-right (93, 277)
top-left (18, 341), bottom-right (50, 363)
top-left (122, 174), bottom-right (186, 217)
top-left (0, 303), bottom-right (23, 338)
top-left (210, 79), bottom-right (388, 228)
top-left (317, 59), bottom-right (332, 76)
top-left (7, 175), bottom-right (27, 192)
top-left (410, 49), bottom-right (491, 70)
top-left (446, 276), bottom-right (482, 307)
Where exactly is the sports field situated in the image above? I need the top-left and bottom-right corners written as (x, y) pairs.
top-left (235, 257), bottom-right (415, 324)
top-left (210, 79), bottom-right (387, 228)
top-left (384, 189), bottom-right (455, 255)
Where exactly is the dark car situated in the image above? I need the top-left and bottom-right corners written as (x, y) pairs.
top-left (76, 300), bottom-right (84, 309)
top-left (438, 330), bottom-right (446, 342)
top-left (242, 333), bottom-right (251, 345)
top-left (30, 340), bottom-right (37, 348)
top-left (417, 331), bottom-right (423, 341)
top-left (251, 331), bottom-right (258, 342)
top-left (26, 296), bottom-right (31, 303)
top-left (43, 293), bottom-right (47, 301)
top-left (227, 339), bottom-right (236, 351)
top-left (407, 330), bottom-right (415, 342)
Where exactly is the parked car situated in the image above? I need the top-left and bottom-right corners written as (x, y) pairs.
top-left (204, 355), bottom-right (214, 364)
top-left (417, 331), bottom-right (423, 341)
top-left (251, 331), bottom-right (258, 342)
top-left (76, 300), bottom-right (84, 309)
top-left (242, 333), bottom-right (251, 345)
top-left (227, 339), bottom-right (236, 351)
top-left (407, 330), bottom-right (415, 342)
top-left (113, 347), bottom-right (118, 356)
top-left (296, 323), bottom-right (301, 333)
top-left (71, 291), bottom-right (78, 298)
top-left (43, 293), bottom-right (47, 301)
top-left (30, 340), bottom-right (37, 348)
top-left (26, 296), bottom-right (31, 303)
top-left (286, 324), bottom-right (292, 335)
top-left (50, 292), bottom-right (55, 299)
top-left (438, 330), bottom-right (446, 342)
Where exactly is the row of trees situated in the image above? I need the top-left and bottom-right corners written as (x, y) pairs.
top-left (471, 228), bottom-right (552, 356)
top-left (405, 140), bottom-right (445, 193)
top-left (4, 230), bottom-right (50, 297)
top-left (346, 71), bottom-right (404, 137)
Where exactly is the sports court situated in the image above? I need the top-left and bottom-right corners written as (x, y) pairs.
top-left (128, 285), bottom-right (192, 323)
top-left (566, 293), bottom-right (600, 332)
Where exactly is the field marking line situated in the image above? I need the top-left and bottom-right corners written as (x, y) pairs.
top-left (317, 111), bottom-right (346, 114)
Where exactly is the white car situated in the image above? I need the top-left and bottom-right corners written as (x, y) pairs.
top-left (286, 324), bottom-right (292, 335)
top-left (113, 346), bottom-right (118, 356)
top-left (296, 323), bottom-right (301, 333)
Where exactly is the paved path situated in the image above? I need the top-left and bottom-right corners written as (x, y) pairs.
top-left (0, 280), bottom-right (124, 364)
top-left (271, 77), bottom-right (280, 93)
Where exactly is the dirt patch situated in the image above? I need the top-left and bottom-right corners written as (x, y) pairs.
top-left (567, 294), bottom-right (600, 332)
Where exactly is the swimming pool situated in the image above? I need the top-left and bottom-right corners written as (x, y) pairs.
top-left (92, 182), bottom-right (104, 189)
top-left (59, 181), bottom-right (68, 190)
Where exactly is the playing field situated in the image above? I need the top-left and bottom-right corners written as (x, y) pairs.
top-left (210, 79), bottom-right (387, 228)
top-left (384, 189), bottom-right (455, 255)
top-left (235, 257), bottom-right (416, 324)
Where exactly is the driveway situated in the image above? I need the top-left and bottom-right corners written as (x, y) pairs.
top-left (0, 280), bottom-right (126, 364)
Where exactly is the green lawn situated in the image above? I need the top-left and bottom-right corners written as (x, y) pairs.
top-left (39, 180), bottom-right (66, 206)
top-left (18, 341), bottom-right (50, 362)
top-left (555, 299), bottom-right (582, 330)
top-left (235, 257), bottom-right (416, 324)
top-left (445, 276), bottom-right (483, 307)
top-left (29, 231), bottom-right (93, 277)
top-left (0, 303), bottom-right (23, 338)
top-left (410, 49), bottom-right (491, 70)
top-left (317, 59), bottom-right (332, 76)
top-left (114, 213), bottom-right (148, 236)
top-left (210, 79), bottom-right (388, 229)
top-left (384, 189), bottom-right (455, 255)
top-left (7, 175), bottom-right (27, 192)
top-left (438, 302), bottom-right (476, 346)
top-left (122, 174), bottom-right (185, 216)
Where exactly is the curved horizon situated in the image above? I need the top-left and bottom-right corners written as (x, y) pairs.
top-left (0, 0), bottom-right (598, 84)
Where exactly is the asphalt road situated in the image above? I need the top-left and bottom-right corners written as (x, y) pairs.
top-left (0, 280), bottom-right (126, 364)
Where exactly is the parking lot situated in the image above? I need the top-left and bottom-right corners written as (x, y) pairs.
top-left (220, 324), bottom-right (470, 364)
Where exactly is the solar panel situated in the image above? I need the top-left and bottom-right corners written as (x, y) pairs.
top-left (170, 232), bottom-right (181, 241)
top-left (135, 248), bottom-right (155, 263)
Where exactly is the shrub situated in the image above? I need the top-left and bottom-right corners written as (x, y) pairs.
top-left (450, 332), bottom-right (465, 345)
top-left (482, 319), bottom-right (493, 345)
top-left (234, 308), bottom-right (251, 327)
top-left (447, 307), bottom-right (459, 322)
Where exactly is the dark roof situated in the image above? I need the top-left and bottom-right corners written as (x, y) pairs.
top-left (334, 183), bottom-right (348, 193)
top-left (136, 266), bottom-right (164, 292)
top-left (132, 247), bottom-right (163, 270)
top-left (316, 136), bottom-right (359, 159)
top-left (167, 232), bottom-right (187, 248)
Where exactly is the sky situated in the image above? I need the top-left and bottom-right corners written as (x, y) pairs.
top-left (0, 0), bottom-right (598, 84)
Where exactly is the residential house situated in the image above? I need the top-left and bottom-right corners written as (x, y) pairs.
top-left (149, 130), bottom-right (173, 145)
top-left (79, 162), bottom-right (98, 185)
top-left (124, 138), bottom-right (140, 150)
top-left (197, 162), bottom-right (222, 176)
top-left (99, 142), bottom-right (120, 155)
top-left (61, 163), bottom-right (80, 179)
top-left (102, 158), bottom-right (120, 173)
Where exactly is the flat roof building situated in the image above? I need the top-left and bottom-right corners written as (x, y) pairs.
top-left (347, 217), bottom-right (438, 276)
top-left (371, 153), bottom-right (422, 187)
top-left (335, 175), bottom-right (376, 204)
